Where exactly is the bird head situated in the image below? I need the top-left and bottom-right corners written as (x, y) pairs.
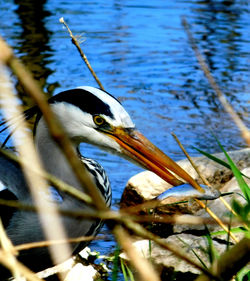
top-left (36, 86), bottom-right (201, 190)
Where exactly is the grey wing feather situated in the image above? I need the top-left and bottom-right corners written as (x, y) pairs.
top-left (0, 154), bottom-right (30, 201)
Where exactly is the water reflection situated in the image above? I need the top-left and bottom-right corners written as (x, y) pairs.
top-left (186, 1), bottom-right (250, 107)
top-left (14, 0), bottom-right (58, 105)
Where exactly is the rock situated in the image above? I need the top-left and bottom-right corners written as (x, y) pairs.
top-left (34, 248), bottom-right (99, 281)
top-left (36, 258), bottom-right (75, 279)
top-left (64, 263), bottom-right (98, 281)
top-left (120, 148), bottom-right (250, 212)
top-left (120, 234), bottom-right (227, 277)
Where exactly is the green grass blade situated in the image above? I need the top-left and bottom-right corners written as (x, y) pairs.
top-left (112, 246), bottom-right (120, 281)
top-left (125, 263), bottom-right (135, 281)
top-left (120, 259), bottom-right (129, 281)
top-left (205, 233), bottom-right (219, 263)
top-left (193, 147), bottom-right (250, 180)
top-left (208, 227), bottom-right (247, 237)
top-left (236, 266), bottom-right (250, 281)
top-left (193, 146), bottom-right (231, 169)
top-left (214, 138), bottom-right (250, 203)
top-left (177, 236), bottom-right (208, 269)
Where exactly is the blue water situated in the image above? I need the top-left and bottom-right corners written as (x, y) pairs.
top-left (1, 0), bottom-right (250, 268)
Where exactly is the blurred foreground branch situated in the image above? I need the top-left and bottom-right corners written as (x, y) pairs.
top-left (182, 17), bottom-right (250, 146)
top-left (0, 61), bottom-right (72, 280)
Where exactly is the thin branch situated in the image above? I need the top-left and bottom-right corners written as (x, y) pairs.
top-left (182, 17), bottom-right (250, 146)
top-left (0, 63), bottom-right (71, 279)
top-left (0, 147), bottom-right (93, 205)
top-left (58, 20), bottom-right (165, 280)
top-left (0, 219), bottom-right (21, 279)
top-left (171, 132), bottom-right (208, 186)
top-left (113, 225), bottom-right (161, 281)
top-left (15, 236), bottom-right (104, 252)
top-left (171, 132), bottom-right (239, 243)
top-left (59, 17), bottom-right (105, 90)
top-left (0, 196), bottom-right (239, 230)
top-left (0, 249), bottom-right (44, 281)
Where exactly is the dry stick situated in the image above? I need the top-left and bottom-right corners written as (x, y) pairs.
top-left (15, 236), bottom-right (103, 252)
top-left (0, 147), bottom-right (93, 205)
top-left (0, 64), bottom-right (71, 280)
top-left (171, 134), bottom-right (248, 229)
top-left (0, 219), bottom-right (21, 279)
top-left (171, 133), bottom-right (208, 185)
top-left (59, 17), bottom-right (105, 90)
top-left (0, 192), bottom-right (217, 280)
top-left (0, 196), bottom-right (238, 233)
top-left (113, 226), bottom-right (161, 281)
top-left (195, 237), bottom-right (250, 281)
top-left (171, 132), bottom-right (239, 243)
top-left (0, 249), bottom-right (45, 281)
top-left (182, 18), bottom-right (250, 147)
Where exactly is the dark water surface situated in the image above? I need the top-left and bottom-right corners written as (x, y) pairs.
top-left (1, 0), bottom-right (250, 257)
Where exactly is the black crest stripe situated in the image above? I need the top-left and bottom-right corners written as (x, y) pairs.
top-left (48, 88), bottom-right (117, 118)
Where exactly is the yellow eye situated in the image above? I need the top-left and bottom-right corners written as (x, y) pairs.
top-left (93, 115), bottom-right (105, 126)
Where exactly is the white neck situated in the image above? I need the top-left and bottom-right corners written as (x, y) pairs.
top-left (35, 119), bottom-right (82, 191)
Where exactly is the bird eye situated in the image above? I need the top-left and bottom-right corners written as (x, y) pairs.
top-left (93, 115), bottom-right (105, 126)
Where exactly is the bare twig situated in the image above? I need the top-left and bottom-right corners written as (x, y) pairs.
top-left (196, 200), bottom-right (238, 243)
top-left (0, 147), bottom-right (93, 205)
top-left (59, 17), bottom-right (105, 90)
top-left (0, 249), bottom-right (44, 281)
top-left (182, 17), bottom-right (250, 146)
top-left (171, 132), bottom-right (239, 243)
top-left (171, 132), bottom-right (208, 186)
top-left (15, 236), bottom-right (103, 252)
top-left (58, 19), bottom-right (165, 280)
top-left (113, 225), bottom-right (161, 281)
top-left (0, 219), bottom-right (21, 279)
top-left (0, 63), bottom-right (72, 279)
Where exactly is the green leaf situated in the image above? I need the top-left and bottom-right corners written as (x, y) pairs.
top-left (236, 266), bottom-right (250, 281)
top-left (193, 147), bottom-right (250, 180)
top-left (112, 246), bottom-right (120, 281)
top-left (177, 236), bottom-right (208, 268)
top-left (232, 200), bottom-right (250, 227)
top-left (120, 259), bottom-right (129, 281)
top-left (216, 141), bottom-right (250, 203)
top-left (205, 233), bottom-right (219, 263)
top-left (125, 263), bottom-right (135, 281)
top-left (209, 227), bottom-right (247, 236)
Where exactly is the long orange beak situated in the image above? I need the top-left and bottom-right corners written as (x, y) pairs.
top-left (108, 128), bottom-right (204, 192)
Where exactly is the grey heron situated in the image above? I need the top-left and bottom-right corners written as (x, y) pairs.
top-left (0, 86), bottom-right (215, 279)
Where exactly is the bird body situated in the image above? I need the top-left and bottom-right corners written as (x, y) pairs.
top-left (0, 86), bottom-right (215, 277)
